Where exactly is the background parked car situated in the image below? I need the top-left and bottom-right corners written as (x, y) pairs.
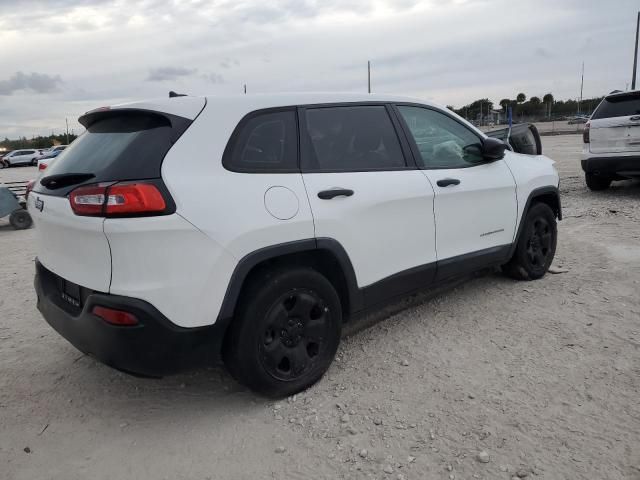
top-left (568, 115), bottom-right (589, 124)
top-left (582, 89), bottom-right (640, 190)
top-left (0, 149), bottom-right (41, 168)
top-left (36, 145), bottom-right (67, 171)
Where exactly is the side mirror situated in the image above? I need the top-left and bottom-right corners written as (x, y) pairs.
top-left (481, 137), bottom-right (507, 161)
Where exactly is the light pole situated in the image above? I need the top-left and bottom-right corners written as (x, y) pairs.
top-left (633, 11), bottom-right (639, 90)
top-left (367, 61), bottom-right (371, 94)
top-left (579, 62), bottom-right (584, 115)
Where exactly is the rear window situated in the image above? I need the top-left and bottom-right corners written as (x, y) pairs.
top-left (34, 112), bottom-right (191, 196)
top-left (592, 93), bottom-right (640, 119)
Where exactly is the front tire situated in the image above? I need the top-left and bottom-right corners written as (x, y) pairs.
top-left (223, 267), bottom-right (342, 397)
top-left (503, 202), bottom-right (557, 280)
top-left (585, 173), bottom-right (611, 191)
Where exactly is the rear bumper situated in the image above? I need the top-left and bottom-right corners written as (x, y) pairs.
top-left (35, 260), bottom-right (226, 376)
top-left (581, 155), bottom-right (640, 177)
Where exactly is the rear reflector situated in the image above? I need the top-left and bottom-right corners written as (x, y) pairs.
top-left (92, 305), bottom-right (139, 326)
top-left (69, 182), bottom-right (167, 217)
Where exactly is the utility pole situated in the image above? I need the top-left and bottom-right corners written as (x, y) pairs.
top-left (633, 11), bottom-right (639, 90)
top-left (578, 62), bottom-right (584, 115)
top-left (65, 118), bottom-right (69, 145)
top-left (367, 61), bottom-right (371, 94)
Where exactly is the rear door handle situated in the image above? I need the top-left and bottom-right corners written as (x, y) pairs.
top-left (317, 188), bottom-right (354, 200)
top-left (436, 178), bottom-right (461, 187)
top-left (630, 115), bottom-right (640, 121)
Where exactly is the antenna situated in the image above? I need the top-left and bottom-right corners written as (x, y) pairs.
top-left (169, 91), bottom-right (187, 98)
top-left (244, 84), bottom-right (247, 94)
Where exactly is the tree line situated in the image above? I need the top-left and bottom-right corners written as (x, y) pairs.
top-left (1, 133), bottom-right (79, 151)
top-left (447, 93), bottom-right (605, 122)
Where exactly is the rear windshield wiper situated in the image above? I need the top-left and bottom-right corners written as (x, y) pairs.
top-left (40, 173), bottom-right (95, 190)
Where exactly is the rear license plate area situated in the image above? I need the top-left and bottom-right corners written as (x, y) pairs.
top-left (58, 278), bottom-right (82, 308)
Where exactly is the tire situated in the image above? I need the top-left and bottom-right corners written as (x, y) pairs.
top-left (9, 209), bottom-right (33, 230)
top-left (585, 173), bottom-right (611, 191)
top-left (223, 267), bottom-right (342, 397)
top-left (503, 202), bottom-right (557, 281)
top-left (31, 158), bottom-right (37, 166)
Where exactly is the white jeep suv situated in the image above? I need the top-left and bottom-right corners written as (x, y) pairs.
top-left (30, 93), bottom-right (561, 397)
top-left (582, 90), bottom-right (640, 190)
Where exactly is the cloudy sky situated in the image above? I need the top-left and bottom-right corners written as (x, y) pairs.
top-left (0, 0), bottom-right (638, 138)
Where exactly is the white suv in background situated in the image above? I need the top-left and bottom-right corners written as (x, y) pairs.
top-left (30, 93), bottom-right (561, 397)
top-left (1, 149), bottom-right (40, 167)
top-left (582, 90), bottom-right (640, 190)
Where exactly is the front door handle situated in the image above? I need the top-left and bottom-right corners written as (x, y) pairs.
top-left (436, 178), bottom-right (461, 187)
top-left (630, 115), bottom-right (640, 121)
top-left (317, 188), bottom-right (354, 200)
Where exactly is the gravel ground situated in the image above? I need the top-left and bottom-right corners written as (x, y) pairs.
top-left (1, 135), bottom-right (639, 480)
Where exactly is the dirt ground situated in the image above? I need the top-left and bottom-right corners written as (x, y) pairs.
top-left (1, 134), bottom-right (639, 480)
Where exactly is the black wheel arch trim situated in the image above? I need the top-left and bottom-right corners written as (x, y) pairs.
top-left (216, 238), bottom-right (362, 325)
top-left (509, 185), bottom-right (561, 259)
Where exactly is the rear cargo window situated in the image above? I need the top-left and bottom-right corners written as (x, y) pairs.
top-left (34, 112), bottom-right (191, 197)
top-left (592, 94), bottom-right (640, 119)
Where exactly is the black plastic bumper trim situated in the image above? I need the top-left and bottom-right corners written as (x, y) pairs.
top-left (581, 156), bottom-right (640, 176)
top-left (35, 260), bottom-right (224, 377)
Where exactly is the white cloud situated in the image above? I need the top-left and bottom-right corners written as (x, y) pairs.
top-left (0, 0), bottom-right (638, 137)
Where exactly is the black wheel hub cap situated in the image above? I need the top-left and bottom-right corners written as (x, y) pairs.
top-left (260, 290), bottom-right (330, 381)
top-left (526, 217), bottom-right (552, 267)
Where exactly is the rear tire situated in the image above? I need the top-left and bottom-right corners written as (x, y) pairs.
top-left (503, 202), bottom-right (557, 280)
top-left (9, 210), bottom-right (33, 230)
top-left (31, 158), bottom-right (37, 166)
top-left (223, 267), bottom-right (342, 397)
top-left (585, 173), bottom-right (611, 191)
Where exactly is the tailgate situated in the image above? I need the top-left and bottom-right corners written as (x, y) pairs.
top-left (589, 117), bottom-right (636, 154)
top-left (29, 193), bottom-right (111, 292)
top-left (28, 98), bottom-right (203, 294)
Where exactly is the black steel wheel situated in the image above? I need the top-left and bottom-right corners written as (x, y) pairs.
top-left (259, 289), bottom-right (332, 381)
top-left (9, 209), bottom-right (33, 230)
top-left (503, 202), bottom-right (557, 280)
top-left (223, 268), bottom-right (341, 397)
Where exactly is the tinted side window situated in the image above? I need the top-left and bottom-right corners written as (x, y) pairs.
top-left (397, 106), bottom-right (483, 169)
top-left (302, 106), bottom-right (406, 172)
top-left (224, 110), bottom-right (297, 172)
top-left (592, 94), bottom-right (640, 119)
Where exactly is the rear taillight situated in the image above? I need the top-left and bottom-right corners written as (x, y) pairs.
top-left (583, 121), bottom-right (590, 143)
top-left (25, 179), bottom-right (35, 199)
top-left (69, 182), bottom-right (168, 217)
top-left (92, 305), bottom-right (139, 326)
top-left (38, 163), bottom-right (47, 171)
